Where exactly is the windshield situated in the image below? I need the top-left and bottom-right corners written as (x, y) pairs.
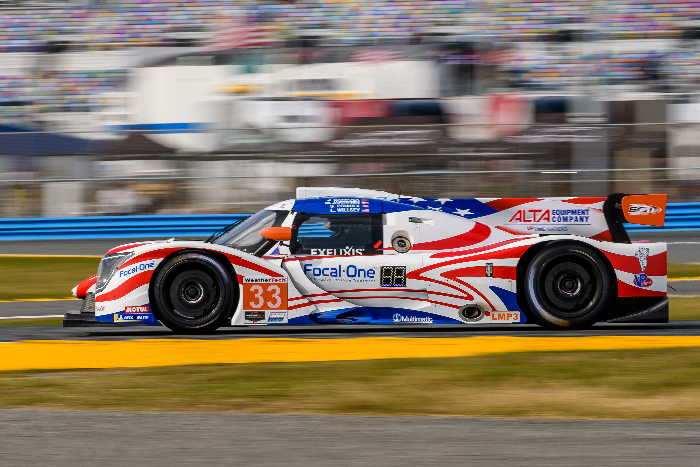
top-left (212, 210), bottom-right (288, 254)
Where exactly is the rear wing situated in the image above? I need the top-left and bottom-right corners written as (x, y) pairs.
top-left (605, 193), bottom-right (667, 243)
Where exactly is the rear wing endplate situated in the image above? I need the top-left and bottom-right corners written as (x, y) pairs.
top-left (604, 193), bottom-right (667, 243)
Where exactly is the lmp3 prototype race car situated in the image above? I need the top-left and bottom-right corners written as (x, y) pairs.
top-left (65, 187), bottom-right (669, 333)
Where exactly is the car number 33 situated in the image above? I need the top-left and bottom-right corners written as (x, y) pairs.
top-left (243, 279), bottom-right (288, 311)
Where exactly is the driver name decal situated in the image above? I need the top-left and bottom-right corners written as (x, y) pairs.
top-left (325, 198), bottom-right (362, 213)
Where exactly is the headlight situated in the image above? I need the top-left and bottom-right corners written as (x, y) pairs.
top-left (95, 252), bottom-right (133, 293)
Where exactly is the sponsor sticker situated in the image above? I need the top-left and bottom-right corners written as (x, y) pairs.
top-left (303, 264), bottom-right (376, 283)
top-left (627, 204), bottom-right (662, 215)
top-left (635, 247), bottom-right (649, 272)
top-left (633, 247), bottom-right (653, 288)
top-left (490, 311), bottom-right (520, 323)
top-left (527, 225), bottom-right (568, 232)
top-left (508, 209), bottom-right (590, 225)
top-left (114, 312), bottom-right (159, 324)
top-left (243, 277), bottom-right (287, 284)
top-left (633, 273), bottom-right (653, 288)
top-left (118, 261), bottom-right (155, 278)
top-left (310, 247), bottom-right (364, 256)
top-left (124, 305), bottom-right (149, 313)
top-left (268, 311), bottom-right (286, 322)
top-left (392, 313), bottom-right (433, 324)
top-left (245, 310), bottom-right (266, 323)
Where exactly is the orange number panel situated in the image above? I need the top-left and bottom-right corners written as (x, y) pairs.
top-left (242, 277), bottom-right (288, 311)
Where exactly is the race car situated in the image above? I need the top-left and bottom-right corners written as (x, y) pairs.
top-left (65, 187), bottom-right (669, 332)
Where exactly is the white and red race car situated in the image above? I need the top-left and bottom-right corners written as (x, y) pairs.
top-left (65, 187), bottom-right (669, 332)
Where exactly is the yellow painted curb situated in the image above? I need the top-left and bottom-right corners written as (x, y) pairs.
top-left (2, 336), bottom-right (700, 372)
top-left (669, 276), bottom-right (700, 282)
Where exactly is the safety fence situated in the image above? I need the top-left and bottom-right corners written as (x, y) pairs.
top-left (626, 202), bottom-right (700, 233)
top-left (0, 120), bottom-right (696, 218)
top-left (0, 203), bottom-right (696, 241)
top-left (0, 214), bottom-right (247, 241)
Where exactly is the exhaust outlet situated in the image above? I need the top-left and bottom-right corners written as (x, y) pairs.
top-left (459, 305), bottom-right (484, 322)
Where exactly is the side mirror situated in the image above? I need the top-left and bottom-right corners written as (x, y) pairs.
top-left (261, 227), bottom-right (292, 241)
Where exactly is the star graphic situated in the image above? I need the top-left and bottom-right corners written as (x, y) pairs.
top-left (456, 208), bottom-right (474, 216)
top-left (435, 198), bottom-right (452, 205)
top-left (428, 206), bottom-right (441, 211)
top-left (404, 196), bottom-right (426, 203)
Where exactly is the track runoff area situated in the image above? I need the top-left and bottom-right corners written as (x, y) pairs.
top-left (1, 235), bottom-right (700, 372)
top-left (2, 294), bottom-right (700, 373)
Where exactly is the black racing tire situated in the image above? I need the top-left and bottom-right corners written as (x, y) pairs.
top-left (151, 251), bottom-right (236, 334)
top-left (523, 242), bottom-right (615, 330)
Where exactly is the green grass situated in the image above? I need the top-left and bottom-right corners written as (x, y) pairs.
top-left (2, 347), bottom-right (700, 418)
top-left (668, 262), bottom-right (700, 279)
top-left (0, 257), bottom-right (100, 300)
top-left (0, 318), bottom-right (64, 326)
top-left (668, 297), bottom-right (700, 320)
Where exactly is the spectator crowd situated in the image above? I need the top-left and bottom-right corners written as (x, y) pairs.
top-left (0, 0), bottom-right (699, 51)
top-left (1, 1), bottom-right (700, 117)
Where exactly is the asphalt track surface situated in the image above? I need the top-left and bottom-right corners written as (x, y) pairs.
top-left (3, 318), bottom-right (700, 342)
top-left (2, 410), bottom-right (700, 467)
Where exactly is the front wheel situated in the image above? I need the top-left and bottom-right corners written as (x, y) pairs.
top-left (523, 242), bottom-right (615, 329)
top-left (151, 252), bottom-right (236, 333)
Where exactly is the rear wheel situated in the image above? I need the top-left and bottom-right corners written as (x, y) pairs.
top-left (523, 242), bottom-right (614, 329)
top-left (151, 252), bottom-right (235, 333)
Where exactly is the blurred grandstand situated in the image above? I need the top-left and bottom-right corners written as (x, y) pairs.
top-left (0, 1), bottom-right (699, 117)
top-left (1, 0), bottom-right (700, 217)
top-left (0, 0), bottom-right (699, 50)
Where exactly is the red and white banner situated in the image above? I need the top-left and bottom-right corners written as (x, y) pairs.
top-left (350, 48), bottom-right (402, 63)
top-left (204, 18), bottom-right (270, 51)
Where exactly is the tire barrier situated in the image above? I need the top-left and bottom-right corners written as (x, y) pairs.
top-left (0, 202), bottom-right (697, 241)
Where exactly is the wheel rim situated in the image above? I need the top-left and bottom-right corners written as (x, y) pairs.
top-left (535, 252), bottom-right (603, 320)
top-left (162, 265), bottom-right (224, 325)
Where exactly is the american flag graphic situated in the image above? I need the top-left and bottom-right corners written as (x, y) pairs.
top-left (204, 18), bottom-right (271, 51)
top-left (350, 48), bottom-right (402, 63)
